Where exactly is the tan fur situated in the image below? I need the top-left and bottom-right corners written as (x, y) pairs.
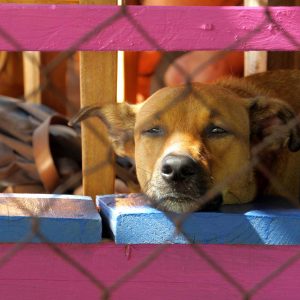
top-left (70, 70), bottom-right (300, 212)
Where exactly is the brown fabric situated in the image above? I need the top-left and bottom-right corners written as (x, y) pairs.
top-left (33, 115), bottom-right (68, 192)
top-left (0, 96), bottom-right (81, 193)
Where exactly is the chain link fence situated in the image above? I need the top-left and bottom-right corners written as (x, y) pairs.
top-left (0, 1), bottom-right (299, 299)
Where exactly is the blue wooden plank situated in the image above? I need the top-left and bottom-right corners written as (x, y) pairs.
top-left (97, 194), bottom-right (300, 245)
top-left (0, 194), bottom-right (101, 243)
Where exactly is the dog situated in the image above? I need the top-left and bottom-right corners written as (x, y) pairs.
top-left (70, 70), bottom-right (300, 213)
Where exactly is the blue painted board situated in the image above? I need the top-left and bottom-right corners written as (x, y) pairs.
top-left (97, 194), bottom-right (300, 245)
top-left (0, 194), bottom-right (101, 243)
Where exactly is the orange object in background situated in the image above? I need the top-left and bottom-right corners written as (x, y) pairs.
top-left (0, 51), bottom-right (67, 114)
top-left (124, 0), bottom-right (244, 103)
top-left (125, 51), bottom-right (162, 103)
top-left (137, 51), bottom-right (162, 102)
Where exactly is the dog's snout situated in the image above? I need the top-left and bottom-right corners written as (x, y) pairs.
top-left (161, 155), bottom-right (200, 182)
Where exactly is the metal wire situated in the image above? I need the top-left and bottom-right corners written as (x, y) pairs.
top-left (0, 2), bottom-right (299, 300)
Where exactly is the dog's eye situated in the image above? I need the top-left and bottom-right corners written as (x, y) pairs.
top-left (205, 125), bottom-right (228, 137)
top-left (211, 127), bottom-right (227, 134)
top-left (142, 126), bottom-right (164, 136)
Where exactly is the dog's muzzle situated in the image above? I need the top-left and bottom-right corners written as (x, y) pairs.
top-left (146, 154), bottom-right (221, 213)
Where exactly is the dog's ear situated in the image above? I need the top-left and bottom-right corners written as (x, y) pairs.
top-left (68, 103), bottom-right (141, 157)
top-left (248, 96), bottom-right (300, 152)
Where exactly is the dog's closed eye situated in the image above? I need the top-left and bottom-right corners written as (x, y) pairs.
top-left (142, 126), bottom-right (165, 137)
top-left (204, 124), bottom-right (230, 138)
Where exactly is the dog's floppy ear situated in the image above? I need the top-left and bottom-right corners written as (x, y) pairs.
top-left (68, 103), bottom-right (141, 158)
top-left (248, 96), bottom-right (300, 152)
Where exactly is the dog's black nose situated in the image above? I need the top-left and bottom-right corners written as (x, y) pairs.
top-left (161, 155), bottom-right (201, 182)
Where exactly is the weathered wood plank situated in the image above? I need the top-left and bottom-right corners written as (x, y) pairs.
top-left (97, 195), bottom-right (300, 245)
top-left (0, 243), bottom-right (300, 299)
top-left (0, 194), bottom-right (101, 243)
top-left (0, 5), bottom-right (299, 51)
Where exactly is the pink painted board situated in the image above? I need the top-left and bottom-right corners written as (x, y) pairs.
top-left (0, 5), bottom-right (299, 51)
top-left (0, 243), bottom-right (300, 299)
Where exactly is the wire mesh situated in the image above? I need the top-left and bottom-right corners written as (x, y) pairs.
top-left (0, 1), bottom-right (299, 299)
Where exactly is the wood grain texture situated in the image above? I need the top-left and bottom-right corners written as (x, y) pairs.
top-left (22, 51), bottom-right (41, 103)
top-left (79, 0), bottom-right (117, 199)
top-left (0, 194), bottom-right (101, 243)
top-left (0, 243), bottom-right (300, 299)
top-left (0, 5), bottom-right (299, 51)
top-left (97, 195), bottom-right (300, 245)
top-left (244, 51), bottom-right (267, 76)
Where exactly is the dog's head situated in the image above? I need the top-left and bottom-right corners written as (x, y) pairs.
top-left (70, 84), bottom-right (300, 213)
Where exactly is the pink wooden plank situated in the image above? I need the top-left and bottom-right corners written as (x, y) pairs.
top-left (0, 243), bottom-right (300, 299)
top-left (0, 5), bottom-right (299, 51)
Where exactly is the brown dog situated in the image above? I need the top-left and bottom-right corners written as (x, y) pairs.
top-left (70, 70), bottom-right (300, 213)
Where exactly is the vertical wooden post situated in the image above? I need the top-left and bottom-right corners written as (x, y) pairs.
top-left (244, 0), bottom-right (268, 76)
top-left (23, 51), bottom-right (42, 103)
top-left (79, 0), bottom-right (117, 199)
